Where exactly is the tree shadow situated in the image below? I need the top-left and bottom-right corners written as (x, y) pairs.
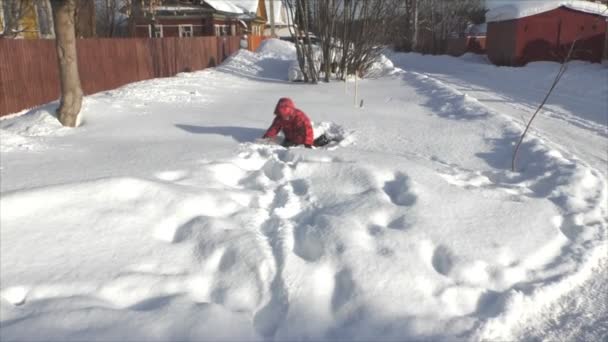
top-left (175, 124), bottom-right (265, 143)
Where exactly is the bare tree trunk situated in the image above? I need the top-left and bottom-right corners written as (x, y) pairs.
top-left (51, 0), bottom-right (83, 127)
top-left (298, 0), bottom-right (318, 83)
top-left (412, 0), bottom-right (419, 52)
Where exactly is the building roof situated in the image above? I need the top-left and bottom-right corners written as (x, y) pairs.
top-left (204, 0), bottom-right (245, 14)
top-left (154, 5), bottom-right (206, 12)
top-left (486, 0), bottom-right (608, 23)
top-left (198, 1), bottom-right (289, 25)
top-left (229, 0), bottom-right (259, 14)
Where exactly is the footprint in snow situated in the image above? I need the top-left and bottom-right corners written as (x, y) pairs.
top-left (383, 172), bottom-right (417, 207)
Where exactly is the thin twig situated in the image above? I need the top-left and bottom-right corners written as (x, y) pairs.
top-left (511, 7), bottom-right (608, 172)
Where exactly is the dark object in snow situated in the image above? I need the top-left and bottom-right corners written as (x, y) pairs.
top-left (313, 134), bottom-right (332, 147)
top-left (280, 134), bottom-right (336, 148)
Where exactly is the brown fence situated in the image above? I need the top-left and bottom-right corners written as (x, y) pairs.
top-left (0, 36), bottom-right (241, 116)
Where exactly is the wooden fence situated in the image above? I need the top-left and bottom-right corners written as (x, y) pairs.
top-left (0, 36), bottom-right (242, 117)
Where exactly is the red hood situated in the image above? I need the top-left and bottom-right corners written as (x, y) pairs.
top-left (274, 97), bottom-right (295, 119)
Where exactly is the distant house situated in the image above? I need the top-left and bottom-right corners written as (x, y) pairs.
top-left (208, 0), bottom-right (291, 37)
top-left (131, 0), bottom-right (254, 38)
top-left (228, 0), bottom-right (276, 36)
top-left (486, 1), bottom-right (608, 66)
top-left (132, 1), bottom-right (213, 38)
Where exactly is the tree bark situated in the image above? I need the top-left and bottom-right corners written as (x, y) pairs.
top-left (51, 0), bottom-right (83, 127)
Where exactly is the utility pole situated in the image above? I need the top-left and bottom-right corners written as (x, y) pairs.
top-left (269, 0), bottom-right (275, 37)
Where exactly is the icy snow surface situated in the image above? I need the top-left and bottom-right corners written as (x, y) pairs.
top-left (1, 39), bottom-right (606, 341)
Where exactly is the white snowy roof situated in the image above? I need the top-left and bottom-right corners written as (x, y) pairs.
top-left (154, 5), bottom-right (206, 11)
top-left (204, 0), bottom-right (245, 14)
top-left (486, 0), bottom-right (608, 22)
top-left (203, 0), bottom-right (288, 24)
top-left (229, 0), bottom-right (260, 14)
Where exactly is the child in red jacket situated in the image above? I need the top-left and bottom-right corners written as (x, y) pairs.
top-left (263, 97), bottom-right (315, 148)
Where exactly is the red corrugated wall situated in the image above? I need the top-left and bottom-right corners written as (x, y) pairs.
top-left (487, 7), bottom-right (607, 66)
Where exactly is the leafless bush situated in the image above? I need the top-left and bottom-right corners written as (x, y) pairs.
top-left (283, 0), bottom-right (397, 82)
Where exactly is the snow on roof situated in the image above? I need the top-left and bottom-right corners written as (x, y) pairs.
top-left (204, 0), bottom-right (245, 14)
top-left (486, 0), bottom-right (608, 22)
top-left (154, 5), bottom-right (205, 12)
top-left (229, 0), bottom-right (260, 14)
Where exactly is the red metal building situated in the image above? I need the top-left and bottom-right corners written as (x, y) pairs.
top-left (486, 2), bottom-right (608, 66)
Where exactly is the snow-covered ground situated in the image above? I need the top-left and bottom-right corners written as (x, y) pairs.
top-left (1, 40), bottom-right (606, 341)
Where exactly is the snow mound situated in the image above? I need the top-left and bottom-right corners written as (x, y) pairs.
top-left (218, 40), bottom-right (295, 81)
top-left (0, 106), bottom-right (69, 152)
top-left (0, 107), bottom-right (64, 137)
top-left (256, 38), bottom-right (296, 60)
top-left (364, 55), bottom-right (397, 78)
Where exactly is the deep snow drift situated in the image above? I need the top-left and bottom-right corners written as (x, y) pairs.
top-left (1, 39), bottom-right (606, 341)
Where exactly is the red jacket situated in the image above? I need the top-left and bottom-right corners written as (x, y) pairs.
top-left (263, 98), bottom-right (314, 146)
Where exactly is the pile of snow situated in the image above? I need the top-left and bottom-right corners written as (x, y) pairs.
top-left (0, 106), bottom-right (69, 152)
top-left (487, 0), bottom-right (608, 22)
top-left (364, 54), bottom-right (397, 78)
top-left (218, 39), bottom-right (296, 81)
top-left (256, 38), bottom-right (296, 59)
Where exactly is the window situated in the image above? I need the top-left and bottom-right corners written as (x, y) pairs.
top-left (179, 25), bottom-right (193, 37)
top-left (231, 24), bottom-right (236, 36)
top-left (214, 24), bottom-right (229, 36)
top-left (149, 24), bottom-right (163, 38)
